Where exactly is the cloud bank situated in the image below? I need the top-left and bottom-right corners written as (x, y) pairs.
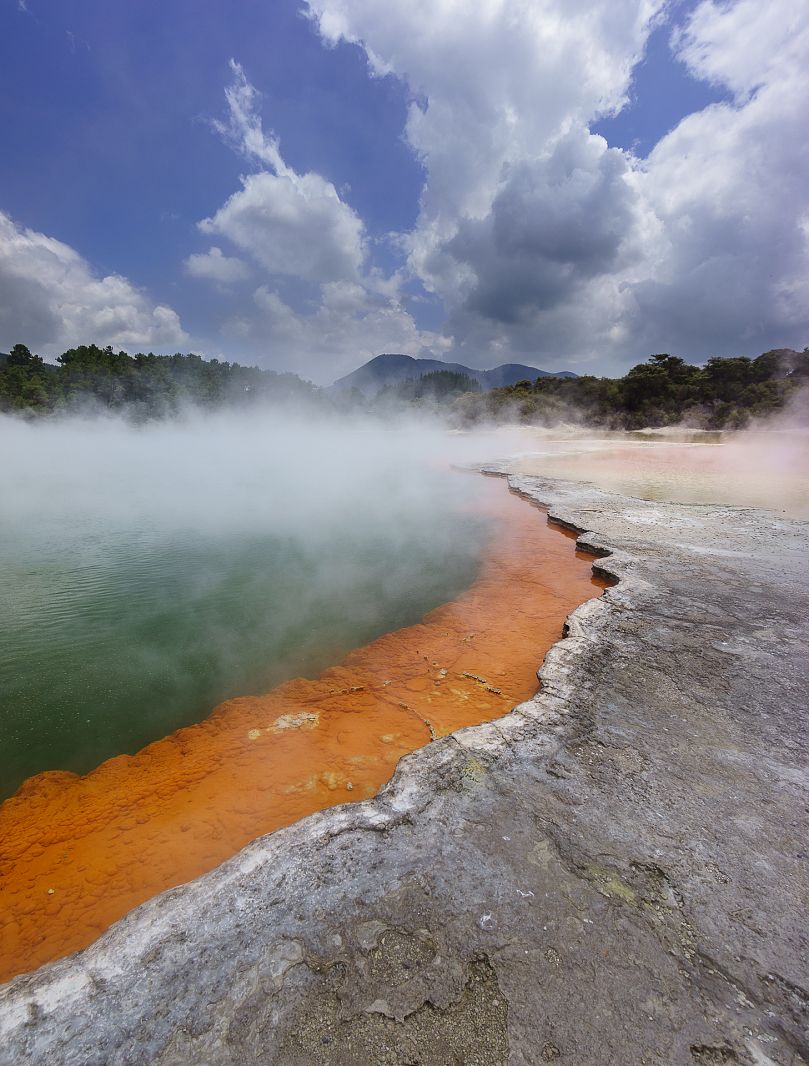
top-left (305, 0), bottom-right (809, 373)
top-left (0, 212), bottom-right (187, 356)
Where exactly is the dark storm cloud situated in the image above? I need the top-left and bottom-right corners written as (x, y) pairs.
top-left (445, 131), bottom-right (638, 325)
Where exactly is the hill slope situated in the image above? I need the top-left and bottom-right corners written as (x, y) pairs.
top-left (332, 354), bottom-right (576, 395)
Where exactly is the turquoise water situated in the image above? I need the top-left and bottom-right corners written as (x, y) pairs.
top-left (0, 415), bottom-right (492, 799)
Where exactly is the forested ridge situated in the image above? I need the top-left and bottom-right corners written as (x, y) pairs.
top-left (1, 342), bottom-right (807, 428)
top-left (0, 344), bottom-right (315, 418)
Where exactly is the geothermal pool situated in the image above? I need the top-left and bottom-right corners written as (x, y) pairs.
top-left (502, 428), bottom-right (809, 518)
top-left (0, 472), bottom-right (605, 982)
top-left (1, 413), bottom-right (511, 801)
top-left (3, 417), bottom-right (805, 986)
top-left (0, 497), bottom-right (490, 799)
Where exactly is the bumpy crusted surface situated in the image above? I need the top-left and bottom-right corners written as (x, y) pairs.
top-left (1, 473), bottom-right (808, 1065)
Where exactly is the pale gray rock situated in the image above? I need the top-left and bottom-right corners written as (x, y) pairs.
top-left (1, 473), bottom-right (807, 1065)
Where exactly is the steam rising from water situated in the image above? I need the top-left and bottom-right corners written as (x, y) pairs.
top-left (0, 410), bottom-right (515, 796)
top-left (502, 426), bottom-right (809, 519)
top-left (2, 406), bottom-right (806, 797)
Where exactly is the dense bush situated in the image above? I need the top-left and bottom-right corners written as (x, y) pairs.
top-left (450, 348), bottom-right (809, 429)
top-left (0, 344), bottom-right (315, 418)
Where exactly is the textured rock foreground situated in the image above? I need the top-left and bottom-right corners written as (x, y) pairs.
top-left (2, 474), bottom-right (808, 1065)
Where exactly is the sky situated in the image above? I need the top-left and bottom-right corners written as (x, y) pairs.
top-left (1, 0), bottom-right (807, 383)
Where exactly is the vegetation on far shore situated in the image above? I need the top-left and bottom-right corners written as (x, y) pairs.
top-left (0, 344), bottom-right (315, 419)
top-left (1, 342), bottom-right (807, 429)
top-left (452, 349), bottom-right (809, 430)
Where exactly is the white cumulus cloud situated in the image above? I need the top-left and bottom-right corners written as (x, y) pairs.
top-left (197, 60), bottom-right (366, 285)
top-left (0, 211), bottom-right (188, 356)
top-left (184, 246), bottom-right (250, 284)
top-left (199, 170), bottom-right (366, 284)
top-left (306, 0), bottom-right (663, 286)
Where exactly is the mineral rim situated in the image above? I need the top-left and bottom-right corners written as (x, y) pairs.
top-left (1, 472), bottom-right (808, 1066)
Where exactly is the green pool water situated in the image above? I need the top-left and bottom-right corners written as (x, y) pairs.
top-left (0, 507), bottom-right (489, 799)
top-left (0, 416), bottom-right (492, 800)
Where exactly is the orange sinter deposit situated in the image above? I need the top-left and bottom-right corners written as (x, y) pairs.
top-left (0, 477), bottom-right (606, 983)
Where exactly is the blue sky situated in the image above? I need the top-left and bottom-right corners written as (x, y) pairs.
top-left (2, 1), bottom-right (420, 277)
top-left (1, 0), bottom-right (807, 381)
top-left (592, 9), bottom-right (730, 155)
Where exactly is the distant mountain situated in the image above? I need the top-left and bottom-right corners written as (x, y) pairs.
top-left (332, 354), bottom-right (577, 396)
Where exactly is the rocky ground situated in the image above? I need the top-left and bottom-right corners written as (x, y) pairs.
top-left (1, 473), bottom-right (807, 1065)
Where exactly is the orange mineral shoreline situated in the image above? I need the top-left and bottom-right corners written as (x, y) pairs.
top-left (0, 478), bottom-right (606, 984)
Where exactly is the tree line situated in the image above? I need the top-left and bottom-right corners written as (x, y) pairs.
top-left (0, 343), bottom-right (315, 418)
top-left (450, 349), bottom-right (809, 429)
top-left (2, 342), bottom-right (807, 428)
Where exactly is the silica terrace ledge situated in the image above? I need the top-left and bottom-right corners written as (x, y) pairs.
top-left (0, 473), bottom-right (806, 1064)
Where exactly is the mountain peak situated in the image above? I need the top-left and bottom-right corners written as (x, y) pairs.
top-left (332, 354), bottom-right (576, 395)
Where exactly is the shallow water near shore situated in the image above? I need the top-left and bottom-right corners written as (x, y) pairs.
top-left (495, 427), bottom-right (809, 518)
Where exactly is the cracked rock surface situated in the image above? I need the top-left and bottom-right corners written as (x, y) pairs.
top-left (1, 474), bottom-right (807, 1065)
